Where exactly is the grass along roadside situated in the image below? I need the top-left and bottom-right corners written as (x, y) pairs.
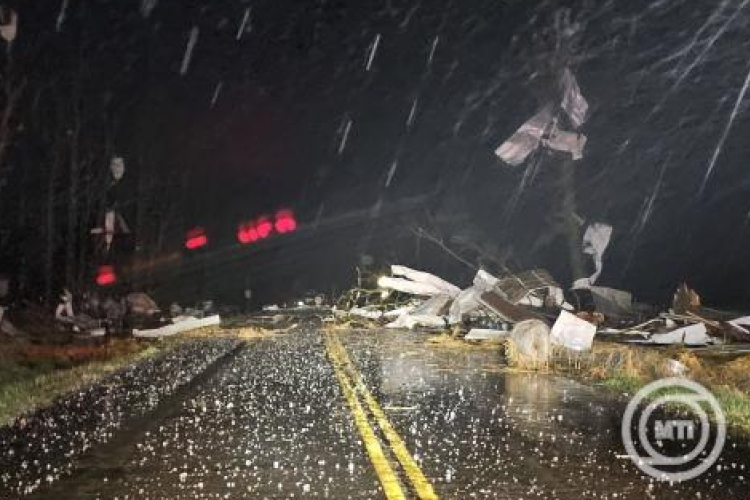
top-left (0, 340), bottom-right (164, 427)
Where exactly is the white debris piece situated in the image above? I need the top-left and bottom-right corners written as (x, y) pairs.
top-left (645, 323), bottom-right (713, 346)
top-left (0, 8), bottom-right (18, 43)
top-left (465, 328), bottom-right (509, 341)
top-left (560, 68), bottom-right (589, 128)
top-left (180, 27), bottom-right (200, 76)
top-left (110, 156), bottom-right (125, 181)
top-left (494, 105), bottom-right (553, 166)
top-left (728, 315), bottom-right (750, 334)
top-left (447, 269), bottom-right (500, 324)
top-left (580, 222), bottom-right (613, 286)
top-left (666, 359), bottom-right (689, 376)
top-left (379, 265), bottom-right (460, 297)
top-left (550, 310), bottom-right (597, 351)
top-left (55, 289), bottom-right (74, 320)
top-left (348, 307), bottom-right (384, 320)
top-left (91, 209), bottom-right (130, 251)
top-left (543, 128), bottom-right (587, 160)
top-left (133, 315), bottom-right (221, 338)
top-left (383, 304), bottom-right (417, 318)
top-left (386, 295), bottom-right (450, 329)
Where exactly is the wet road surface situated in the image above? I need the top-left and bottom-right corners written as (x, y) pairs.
top-left (20, 328), bottom-right (750, 499)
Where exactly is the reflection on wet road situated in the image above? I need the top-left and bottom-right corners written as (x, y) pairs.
top-left (29, 329), bottom-right (750, 499)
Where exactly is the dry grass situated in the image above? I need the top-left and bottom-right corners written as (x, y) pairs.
top-left (427, 334), bottom-right (504, 351)
top-left (0, 340), bottom-right (161, 427)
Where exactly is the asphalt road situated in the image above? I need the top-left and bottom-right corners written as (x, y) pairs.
top-left (23, 328), bottom-right (750, 499)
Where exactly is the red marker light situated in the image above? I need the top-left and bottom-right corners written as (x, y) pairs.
top-left (96, 265), bottom-right (117, 286)
top-left (237, 223), bottom-right (258, 244)
top-left (274, 209), bottom-right (297, 233)
top-left (256, 217), bottom-right (273, 239)
top-left (185, 227), bottom-right (208, 250)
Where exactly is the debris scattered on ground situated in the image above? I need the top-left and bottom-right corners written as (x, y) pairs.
top-left (328, 259), bottom-right (750, 356)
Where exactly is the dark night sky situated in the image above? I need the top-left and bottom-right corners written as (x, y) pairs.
top-left (5, 0), bottom-right (750, 306)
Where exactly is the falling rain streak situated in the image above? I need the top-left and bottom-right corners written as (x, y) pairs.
top-left (338, 118), bottom-right (352, 154)
top-left (406, 97), bottom-right (418, 128)
top-left (210, 81), bottom-right (224, 108)
top-left (56, 0), bottom-right (69, 32)
top-left (236, 8), bottom-right (251, 40)
top-left (180, 26), bottom-right (200, 76)
top-left (365, 33), bottom-right (381, 71)
top-left (698, 57), bottom-right (750, 196)
top-left (427, 36), bottom-right (439, 67)
top-left (384, 159), bottom-right (398, 187)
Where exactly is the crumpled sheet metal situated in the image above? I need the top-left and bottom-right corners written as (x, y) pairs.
top-left (447, 269), bottom-right (500, 324)
top-left (496, 269), bottom-right (560, 304)
top-left (589, 286), bottom-right (633, 319)
top-left (379, 265), bottom-right (461, 297)
top-left (494, 105), bottom-right (553, 166)
top-left (386, 295), bottom-right (450, 329)
top-left (543, 128), bottom-right (587, 160)
top-left (560, 68), bottom-right (589, 129)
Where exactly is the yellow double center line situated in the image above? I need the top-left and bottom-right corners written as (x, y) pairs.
top-left (325, 332), bottom-right (440, 500)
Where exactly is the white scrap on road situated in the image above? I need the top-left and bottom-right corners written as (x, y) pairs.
top-left (133, 315), bottom-right (221, 339)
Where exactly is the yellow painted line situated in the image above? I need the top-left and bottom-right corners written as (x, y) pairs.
top-left (328, 334), bottom-right (441, 500)
top-left (326, 335), bottom-right (407, 500)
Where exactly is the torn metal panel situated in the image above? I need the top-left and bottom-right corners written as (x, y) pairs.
top-left (560, 68), bottom-right (589, 128)
top-left (589, 286), bottom-right (634, 319)
top-left (550, 310), bottom-right (597, 351)
top-left (479, 291), bottom-right (548, 323)
top-left (474, 269), bottom-right (500, 291)
top-left (380, 265), bottom-right (461, 297)
top-left (448, 287), bottom-right (483, 324)
top-left (496, 269), bottom-right (560, 304)
top-left (378, 277), bottom-right (450, 297)
top-left (386, 295), bottom-right (450, 329)
top-left (643, 323), bottom-right (714, 346)
top-left (447, 269), bottom-right (501, 324)
top-left (494, 105), bottom-right (553, 166)
top-left (543, 128), bottom-right (587, 160)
